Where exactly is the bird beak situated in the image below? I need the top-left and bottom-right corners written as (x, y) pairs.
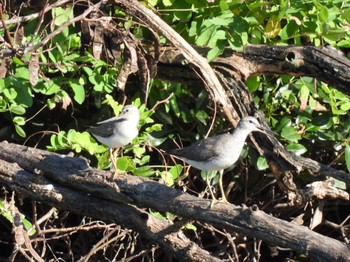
top-left (257, 127), bottom-right (275, 138)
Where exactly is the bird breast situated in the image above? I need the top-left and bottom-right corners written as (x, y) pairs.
top-left (113, 120), bottom-right (138, 146)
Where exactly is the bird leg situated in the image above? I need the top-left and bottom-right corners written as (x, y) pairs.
top-left (218, 169), bottom-right (229, 204)
top-left (205, 172), bottom-right (218, 207)
top-left (109, 148), bottom-right (121, 179)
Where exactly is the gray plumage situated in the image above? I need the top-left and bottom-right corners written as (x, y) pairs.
top-left (88, 105), bottom-right (140, 149)
top-left (169, 116), bottom-right (267, 172)
top-left (169, 116), bottom-right (269, 204)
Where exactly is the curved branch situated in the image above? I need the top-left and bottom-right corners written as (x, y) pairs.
top-left (112, 0), bottom-right (239, 125)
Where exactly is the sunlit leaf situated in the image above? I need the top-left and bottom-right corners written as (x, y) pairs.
top-left (285, 143), bottom-right (307, 155)
top-left (265, 15), bottom-right (281, 38)
top-left (281, 126), bottom-right (301, 142)
top-left (14, 124), bottom-right (26, 137)
top-left (344, 144), bottom-right (350, 173)
top-left (256, 156), bottom-right (269, 170)
top-left (69, 79), bottom-right (85, 104)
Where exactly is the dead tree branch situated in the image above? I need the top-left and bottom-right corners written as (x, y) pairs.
top-left (0, 141), bottom-right (349, 262)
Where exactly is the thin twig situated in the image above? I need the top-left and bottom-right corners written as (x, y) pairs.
top-left (0, 5), bottom-right (14, 47)
top-left (150, 92), bottom-right (173, 111)
top-left (24, 0), bottom-right (105, 53)
top-left (32, 0), bottom-right (49, 40)
top-left (0, 0), bottom-right (72, 28)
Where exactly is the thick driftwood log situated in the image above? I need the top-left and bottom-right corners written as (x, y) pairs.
top-left (0, 144), bottom-right (219, 262)
top-left (153, 45), bottom-right (350, 94)
top-left (1, 1), bottom-right (350, 259)
top-left (0, 141), bottom-right (349, 262)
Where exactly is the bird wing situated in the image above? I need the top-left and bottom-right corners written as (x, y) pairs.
top-left (87, 117), bottom-right (127, 138)
top-left (169, 134), bottom-right (227, 162)
top-left (96, 116), bottom-right (125, 125)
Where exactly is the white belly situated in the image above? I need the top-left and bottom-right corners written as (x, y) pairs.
top-left (94, 124), bottom-right (138, 148)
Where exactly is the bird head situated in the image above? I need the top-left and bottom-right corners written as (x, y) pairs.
top-left (238, 116), bottom-right (272, 136)
top-left (120, 105), bottom-right (140, 123)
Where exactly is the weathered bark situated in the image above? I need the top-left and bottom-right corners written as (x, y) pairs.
top-left (154, 44), bottom-right (350, 95)
top-left (0, 143), bottom-right (219, 262)
top-left (1, 0), bottom-right (350, 260)
top-left (0, 141), bottom-right (349, 262)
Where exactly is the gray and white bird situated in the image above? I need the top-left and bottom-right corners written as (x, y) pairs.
top-left (169, 116), bottom-right (270, 204)
top-left (88, 104), bottom-right (140, 177)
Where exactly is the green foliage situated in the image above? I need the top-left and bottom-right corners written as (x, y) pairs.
top-left (154, 0), bottom-right (350, 60)
top-left (0, 0), bottom-right (348, 190)
top-left (345, 144), bottom-right (350, 173)
top-left (1, 1), bottom-right (350, 259)
top-left (0, 199), bottom-right (36, 236)
top-left (254, 75), bottom-right (350, 156)
top-left (149, 81), bottom-right (214, 140)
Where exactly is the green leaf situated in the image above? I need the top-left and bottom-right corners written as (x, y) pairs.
top-left (0, 200), bottom-right (35, 236)
top-left (12, 57), bottom-right (24, 65)
top-left (265, 15), bottom-right (281, 38)
top-left (337, 40), bottom-right (350, 48)
top-left (195, 110), bottom-right (208, 124)
top-left (69, 79), bottom-right (85, 104)
top-left (196, 24), bottom-right (216, 46)
top-left (0, 200), bottom-right (14, 221)
top-left (4, 87), bottom-right (17, 100)
top-left (10, 104), bottom-right (26, 115)
top-left (53, 6), bottom-right (71, 26)
top-left (281, 126), bottom-right (301, 142)
top-left (207, 46), bottom-right (223, 62)
top-left (275, 117), bottom-right (292, 132)
top-left (344, 144), bottom-right (350, 173)
top-left (246, 76), bottom-right (261, 92)
top-left (11, 79), bottom-right (33, 107)
top-left (15, 124), bottom-right (26, 137)
top-left (22, 218), bottom-right (36, 236)
top-left (333, 178), bottom-right (346, 190)
top-left (13, 116), bottom-right (25, 126)
top-left (285, 143), bottom-right (307, 155)
top-left (256, 156), bottom-right (269, 170)
top-left (50, 135), bottom-right (58, 149)
top-left (147, 0), bottom-right (158, 6)
top-left (34, 79), bottom-right (61, 95)
top-left (168, 164), bottom-right (183, 180)
top-left (105, 94), bottom-right (123, 115)
top-left (184, 222), bottom-right (197, 231)
top-left (340, 102), bottom-right (350, 111)
top-left (162, 0), bottom-right (175, 7)
top-left (161, 171), bottom-right (175, 186)
top-left (200, 170), bottom-right (217, 181)
top-left (116, 157), bottom-right (134, 172)
top-left (134, 166), bottom-right (154, 177)
top-left (14, 66), bottom-right (30, 80)
top-left (47, 98), bottom-right (56, 109)
top-left (319, 6), bottom-right (329, 22)
top-left (133, 146), bottom-right (146, 158)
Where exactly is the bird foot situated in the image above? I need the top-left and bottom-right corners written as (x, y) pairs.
top-left (218, 196), bottom-right (229, 204)
top-left (209, 196), bottom-right (230, 208)
top-left (113, 169), bottom-right (121, 180)
top-left (210, 198), bottom-right (219, 208)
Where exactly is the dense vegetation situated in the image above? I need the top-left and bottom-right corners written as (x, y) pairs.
top-left (0, 0), bottom-right (349, 261)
